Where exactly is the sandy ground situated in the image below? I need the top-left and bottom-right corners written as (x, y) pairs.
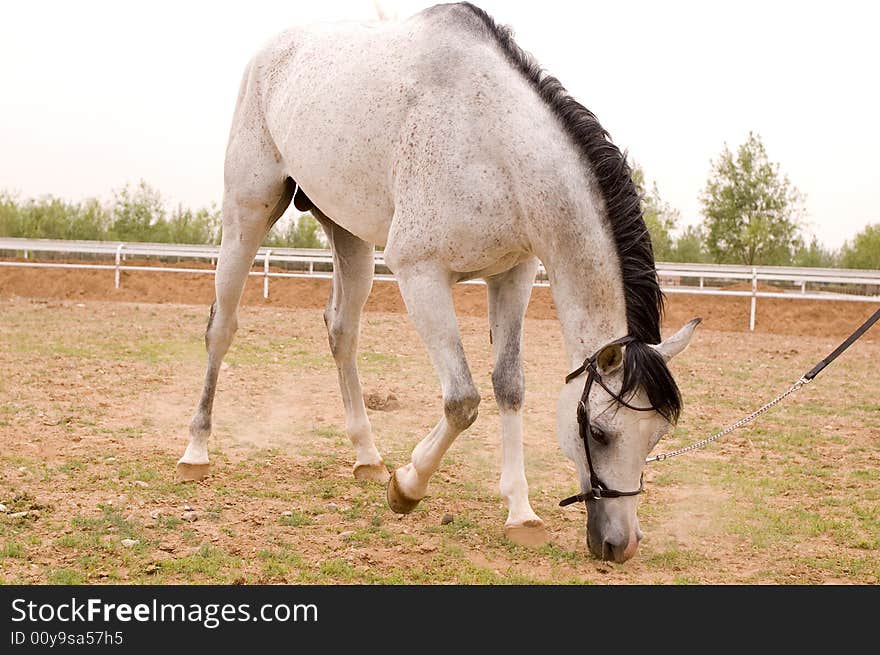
top-left (0, 265), bottom-right (878, 584)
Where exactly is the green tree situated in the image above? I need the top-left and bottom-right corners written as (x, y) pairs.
top-left (0, 192), bottom-right (20, 236)
top-left (265, 213), bottom-right (326, 248)
top-left (108, 180), bottom-right (166, 242)
top-left (66, 198), bottom-right (110, 240)
top-left (632, 164), bottom-right (678, 261)
top-left (840, 223), bottom-right (880, 269)
top-left (22, 196), bottom-right (71, 239)
top-left (0, 192), bottom-right (109, 240)
top-left (700, 132), bottom-right (804, 265)
top-left (166, 204), bottom-right (221, 244)
top-left (792, 236), bottom-right (839, 268)
top-left (1, 184), bottom-right (223, 244)
top-left (669, 224), bottom-right (711, 263)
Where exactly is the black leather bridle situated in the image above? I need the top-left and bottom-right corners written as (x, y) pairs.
top-left (559, 336), bottom-right (658, 507)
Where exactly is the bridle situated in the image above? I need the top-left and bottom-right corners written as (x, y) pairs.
top-left (559, 336), bottom-right (657, 507)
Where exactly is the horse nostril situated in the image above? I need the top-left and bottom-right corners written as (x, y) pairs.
top-left (602, 537), bottom-right (638, 562)
top-left (601, 540), bottom-right (616, 561)
top-left (588, 527), bottom-right (639, 562)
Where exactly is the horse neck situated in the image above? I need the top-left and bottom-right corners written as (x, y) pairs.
top-left (531, 182), bottom-right (629, 368)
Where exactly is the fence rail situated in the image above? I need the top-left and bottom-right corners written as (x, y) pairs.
top-left (1, 237), bottom-right (878, 330)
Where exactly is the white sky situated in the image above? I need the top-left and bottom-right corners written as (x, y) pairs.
top-left (1, 0), bottom-right (878, 248)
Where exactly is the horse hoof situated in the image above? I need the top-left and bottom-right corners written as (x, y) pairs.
top-left (175, 462), bottom-right (211, 483)
top-left (354, 462), bottom-right (391, 484)
top-left (504, 520), bottom-right (548, 547)
top-left (386, 471), bottom-right (421, 514)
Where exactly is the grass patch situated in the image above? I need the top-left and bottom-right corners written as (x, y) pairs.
top-left (57, 460), bottom-right (87, 477)
top-left (279, 511), bottom-right (313, 528)
top-left (159, 545), bottom-right (241, 579)
top-left (257, 548), bottom-right (303, 581)
top-left (358, 351), bottom-right (399, 372)
top-left (1, 542), bottom-right (26, 558)
top-left (68, 505), bottom-right (148, 552)
top-left (643, 547), bottom-right (709, 570)
top-left (48, 568), bottom-right (87, 585)
top-left (117, 462), bottom-right (160, 482)
top-left (316, 559), bottom-right (358, 581)
top-left (56, 533), bottom-right (100, 550)
top-left (226, 343), bottom-right (325, 369)
top-left (2, 492), bottom-right (48, 514)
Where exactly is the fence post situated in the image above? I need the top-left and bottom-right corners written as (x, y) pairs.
top-left (115, 244), bottom-right (124, 289)
top-left (264, 249), bottom-right (271, 299)
top-left (749, 266), bottom-right (757, 331)
top-left (699, 276), bottom-right (704, 289)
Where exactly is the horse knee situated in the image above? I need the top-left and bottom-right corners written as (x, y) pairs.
top-left (444, 389), bottom-right (481, 431)
top-left (492, 359), bottom-right (524, 411)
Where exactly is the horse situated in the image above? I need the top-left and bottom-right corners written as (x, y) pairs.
top-left (176, 2), bottom-right (700, 563)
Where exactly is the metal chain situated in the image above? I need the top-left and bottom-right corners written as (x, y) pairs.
top-left (646, 376), bottom-right (811, 463)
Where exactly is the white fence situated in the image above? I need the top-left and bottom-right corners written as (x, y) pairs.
top-left (1, 237), bottom-right (878, 330)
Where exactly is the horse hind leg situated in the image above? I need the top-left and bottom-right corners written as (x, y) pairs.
top-left (176, 95), bottom-right (293, 480)
top-left (314, 210), bottom-right (389, 483)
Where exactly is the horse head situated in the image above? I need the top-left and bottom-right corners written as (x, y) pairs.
top-left (557, 318), bottom-right (701, 562)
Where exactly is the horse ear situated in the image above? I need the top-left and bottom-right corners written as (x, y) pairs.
top-left (596, 343), bottom-right (624, 375)
top-left (652, 317), bottom-right (702, 362)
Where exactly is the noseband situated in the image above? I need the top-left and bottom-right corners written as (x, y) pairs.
top-left (559, 336), bottom-right (657, 507)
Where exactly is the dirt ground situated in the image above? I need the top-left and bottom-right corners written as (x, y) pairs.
top-left (1, 264), bottom-right (878, 584)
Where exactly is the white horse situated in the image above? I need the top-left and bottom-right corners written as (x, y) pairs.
top-left (177, 2), bottom-right (699, 563)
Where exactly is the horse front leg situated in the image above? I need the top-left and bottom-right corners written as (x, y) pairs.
top-left (386, 264), bottom-right (480, 513)
top-left (487, 260), bottom-right (548, 546)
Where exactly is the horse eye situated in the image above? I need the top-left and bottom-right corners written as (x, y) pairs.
top-left (590, 425), bottom-right (609, 445)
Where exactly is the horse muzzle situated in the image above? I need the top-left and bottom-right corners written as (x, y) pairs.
top-left (587, 509), bottom-right (643, 563)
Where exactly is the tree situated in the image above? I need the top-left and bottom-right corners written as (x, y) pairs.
top-left (840, 223), bottom-right (880, 270)
top-left (1, 184), bottom-right (223, 244)
top-left (0, 192), bottom-right (19, 236)
top-left (290, 214), bottom-right (324, 248)
top-left (700, 132), bottom-right (804, 265)
top-left (108, 180), bottom-right (166, 242)
top-left (632, 163), bottom-right (678, 261)
top-left (792, 236), bottom-right (839, 268)
top-left (166, 204), bottom-right (221, 245)
top-left (0, 192), bottom-right (109, 240)
top-left (669, 224), bottom-right (711, 263)
top-left (265, 213), bottom-right (326, 249)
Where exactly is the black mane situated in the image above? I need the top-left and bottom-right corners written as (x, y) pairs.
top-left (457, 3), bottom-right (681, 421)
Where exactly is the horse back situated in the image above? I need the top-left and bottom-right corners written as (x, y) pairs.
top-left (242, 5), bottom-right (568, 259)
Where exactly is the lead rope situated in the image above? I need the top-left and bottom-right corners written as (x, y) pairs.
top-left (646, 307), bottom-right (880, 464)
top-left (646, 376), bottom-right (808, 462)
